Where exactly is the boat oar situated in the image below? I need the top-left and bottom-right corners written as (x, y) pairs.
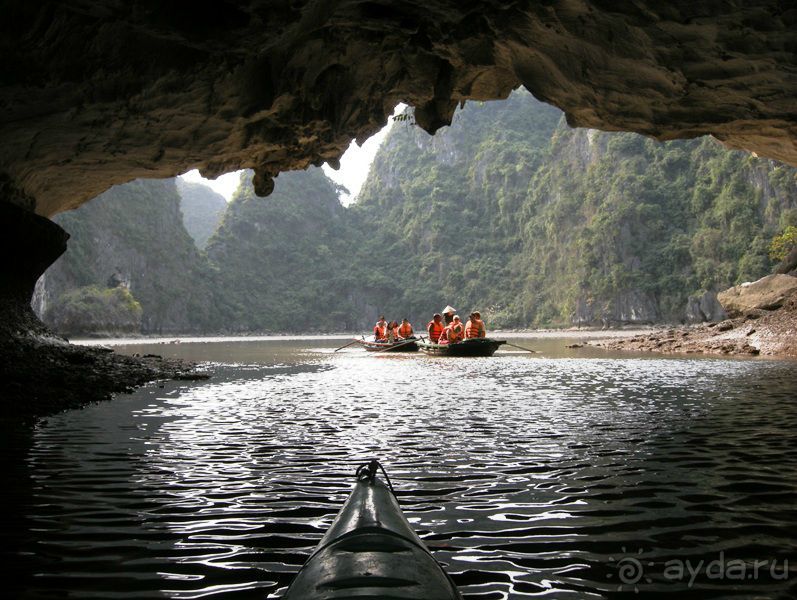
top-left (503, 342), bottom-right (539, 353)
top-left (334, 339), bottom-right (360, 353)
top-left (374, 338), bottom-right (418, 353)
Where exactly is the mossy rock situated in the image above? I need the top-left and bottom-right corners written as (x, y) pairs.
top-left (44, 285), bottom-right (143, 337)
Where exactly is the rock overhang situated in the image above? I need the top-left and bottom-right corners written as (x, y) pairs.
top-left (1, 1), bottom-right (796, 216)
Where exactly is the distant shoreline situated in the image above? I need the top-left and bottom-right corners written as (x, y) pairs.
top-left (72, 327), bottom-right (661, 346)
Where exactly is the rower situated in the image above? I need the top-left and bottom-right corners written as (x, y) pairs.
top-left (442, 305), bottom-right (456, 326)
top-left (427, 313), bottom-right (444, 343)
top-left (439, 315), bottom-right (463, 345)
top-left (464, 311), bottom-right (486, 339)
top-left (398, 318), bottom-right (413, 339)
top-left (373, 315), bottom-right (387, 341)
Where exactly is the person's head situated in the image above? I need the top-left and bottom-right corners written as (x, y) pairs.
top-left (453, 315), bottom-right (461, 323)
top-left (473, 311), bottom-right (481, 320)
top-left (433, 313), bottom-right (442, 322)
top-left (402, 318), bottom-right (409, 324)
top-left (378, 315), bottom-right (385, 322)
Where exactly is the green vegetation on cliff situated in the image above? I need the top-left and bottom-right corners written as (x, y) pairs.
top-left (349, 92), bottom-right (562, 325)
top-left (350, 91), bottom-right (797, 327)
top-left (39, 179), bottom-right (214, 334)
top-left (45, 285), bottom-right (142, 337)
top-left (38, 89), bottom-right (797, 334)
top-left (770, 225), bottom-right (797, 262)
top-left (206, 169), bottom-right (361, 331)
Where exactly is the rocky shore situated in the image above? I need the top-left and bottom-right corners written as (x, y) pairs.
top-left (0, 334), bottom-right (208, 420)
top-left (590, 294), bottom-right (797, 358)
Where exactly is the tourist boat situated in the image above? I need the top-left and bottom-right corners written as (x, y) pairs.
top-left (281, 460), bottom-right (462, 600)
top-left (354, 336), bottom-right (419, 352)
top-left (418, 337), bottom-right (506, 357)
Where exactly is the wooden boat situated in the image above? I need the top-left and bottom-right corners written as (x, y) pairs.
top-left (282, 460), bottom-right (462, 600)
top-left (418, 337), bottom-right (506, 357)
top-left (354, 336), bottom-right (419, 352)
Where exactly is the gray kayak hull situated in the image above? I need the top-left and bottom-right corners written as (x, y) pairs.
top-left (282, 472), bottom-right (461, 600)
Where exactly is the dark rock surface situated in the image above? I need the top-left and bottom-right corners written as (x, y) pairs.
top-left (684, 290), bottom-right (727, 323)
top-left (0, 336), bottom-right (204, 420)
top-left (0, 202), bottom-right (68, 340)
top-left (571, 290), bottom-right (659, 327)
top-left (2, 2), bottom-right (797, 217)
top-left (0, 195), bottom-right (204, 419)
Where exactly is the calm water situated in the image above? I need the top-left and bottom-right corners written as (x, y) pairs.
top-left (11, 336), bottom-right (797, 599)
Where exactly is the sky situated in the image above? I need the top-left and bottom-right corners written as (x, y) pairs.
top-left (180, 104), bottom-right (405, 205)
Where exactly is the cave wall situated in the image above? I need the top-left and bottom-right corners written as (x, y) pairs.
top-left (0, 203), bottom-right (68, 338)
top-left (2, 1), bottom-right (796, 218)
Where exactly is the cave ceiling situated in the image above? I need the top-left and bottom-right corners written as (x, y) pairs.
top-left (1, 1), bottom-right (796, 216)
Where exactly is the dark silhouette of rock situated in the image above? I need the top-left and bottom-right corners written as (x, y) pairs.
top-left (685, 291), bottom-right (727, 323)
top-left (0, 202), bottom-right (68, 340)
top-left (2, 2), bottom-right (797, 217)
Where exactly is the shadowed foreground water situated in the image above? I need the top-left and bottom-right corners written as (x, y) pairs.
top-left (17, 337), bottom-right (797, 599)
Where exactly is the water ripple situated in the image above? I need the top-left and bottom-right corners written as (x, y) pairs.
top-left (19, 342), bottom-right (797, 599)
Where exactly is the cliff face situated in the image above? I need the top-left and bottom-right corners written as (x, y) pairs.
top-left (356, 91), bottom-right (797, 327)
top-left (525, 124), bottom-right (797, 325)
top-left (35, 179), bottom-right (214, 335)
top-left (35, 92), bottom-right (797, 333)
top-left (175, 179), bottom-right (228, 249)
top-left (205, 169), bottom-right (360, 332)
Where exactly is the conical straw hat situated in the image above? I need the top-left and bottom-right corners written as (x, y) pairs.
top-left (442, 305), bottom-right (457, 314)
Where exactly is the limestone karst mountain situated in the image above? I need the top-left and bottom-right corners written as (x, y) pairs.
top-left (37, 91), bottom-right (797, 334)
top-left (34, 179), bottom-right (215, 335)
top-left (175, 179), bottom-right (228, 249)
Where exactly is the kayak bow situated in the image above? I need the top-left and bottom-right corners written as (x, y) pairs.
top-left (282, 460), bottom-right (462, 600)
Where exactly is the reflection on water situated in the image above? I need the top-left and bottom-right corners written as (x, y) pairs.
top-left (19, 337), bottom-right (797, 599)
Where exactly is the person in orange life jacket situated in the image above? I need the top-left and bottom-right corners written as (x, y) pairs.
top-left (449, 315), bottom-right (464, 343)
top-left (464, 311), bottom-right (486, 339)
top-left (398, 319), bottom-right (413, 339)
top-left (439, 315), bottom-right (464, 345)
top-left (387, 320), bottom-right (400, 343)
top-left (427, 313), bottom-right (444, 343)
top-left (373, 315), bottom-right (387, 341)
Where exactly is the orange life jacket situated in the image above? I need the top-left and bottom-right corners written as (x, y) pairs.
top-left (427, 320), bottom-right (444, 342)
top-left (398, 323), bottom-right (413, 337)
top-left (373, 323), bottom-right (387, 340)
top-left (465, 318), bottom-right (485, 339)
top-left (437, 327), bottom-right (450, 344)
top-left (448, 322), bottom-right (464, 344)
